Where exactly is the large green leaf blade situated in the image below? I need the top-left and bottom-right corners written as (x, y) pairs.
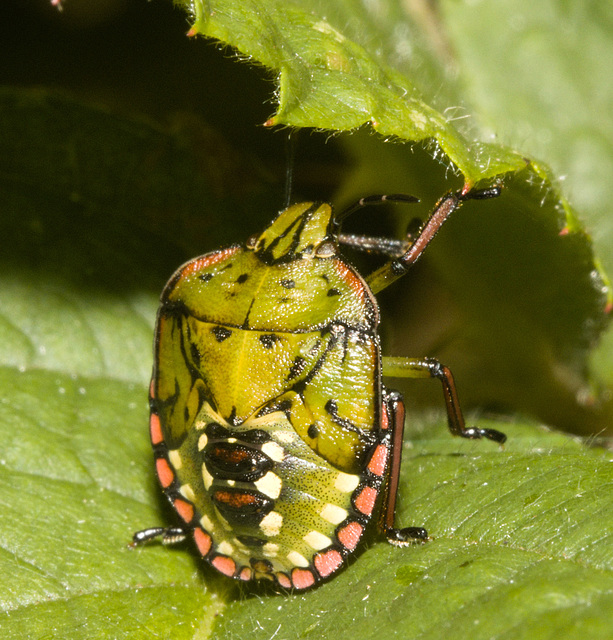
top-left (2, 363), bottom-right (612, 638)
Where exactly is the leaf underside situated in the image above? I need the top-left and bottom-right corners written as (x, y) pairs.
top-left (1, 0), bottom-right (612, 638)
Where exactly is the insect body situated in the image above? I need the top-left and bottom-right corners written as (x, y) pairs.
top-left (134, 187), bottom-right (506, 590)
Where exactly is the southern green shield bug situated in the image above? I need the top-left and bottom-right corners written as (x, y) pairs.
top-left (133, 185), bottom-right (506, 590)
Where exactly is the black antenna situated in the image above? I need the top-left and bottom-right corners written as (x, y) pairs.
top-left (283, 129), bottom-right (298, 209)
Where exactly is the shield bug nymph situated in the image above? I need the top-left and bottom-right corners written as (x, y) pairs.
top-left (133, 185), bottom-right (506, 590)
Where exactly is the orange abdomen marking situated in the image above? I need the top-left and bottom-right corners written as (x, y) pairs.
top-left (211, 555), bottom-right (237, 577)
top-left (155, 457), bottom-right (174, 488)
top-left (337, 521), bottom-right (363, 551)
top-left (354, 486), bottom-right (378, 516)
top-left (173, 498), bottom-right (194, 524)
top-left (193, 528), bottom-right (212, 556)
top-left (314, 549), bottom-right (343, 578)
top-left (291, 568), bottom-right (316, 589)
top-left (367, 444), bottom-right (388, 477)
top-left (149, 413), bottom-right (163, 446)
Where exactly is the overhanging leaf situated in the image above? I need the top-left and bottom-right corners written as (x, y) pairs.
top-left (1, 0), bottom-right (612, 635)
top-left (436, 0), bottom-right (613, 391)
top-left (183, 0), bottom-right (529, 184)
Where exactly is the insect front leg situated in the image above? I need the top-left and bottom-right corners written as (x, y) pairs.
top-left (382, 357), bottom-right (506, 444)
top-left (131, 526), bottom-right (188, 547)
top-left (366, 186), bottom-right (501, 295)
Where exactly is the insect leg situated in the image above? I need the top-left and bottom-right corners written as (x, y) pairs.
top-left (338, 213), bottom-right (424, 257)
top-left (338, 233), bottom-right (410, 257)
top-left (335, 193), bottom-right (422, 256)
top-left (131, 526), bottom-right (187, 547)
top-left (366, 186), bottom-right (501, 294)
top-left (382, 356), bottom-right (506, 444)
top-left (380, 389), bottom-right (429, 545)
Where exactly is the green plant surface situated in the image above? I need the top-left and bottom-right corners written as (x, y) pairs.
top-left (1, 362), bottom-right (612, 638)
top-left (182, 0), bottom-right (525, 184)
top-left (1, 0), bottom-right (612, 637)
top-left (1, 87), bottom-right (612, 639)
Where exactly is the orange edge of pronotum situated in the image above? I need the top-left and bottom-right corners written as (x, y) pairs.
top-left (335, 260), bottom-right (369, 305)
top-left (178, 246), bottom-right (241, 281)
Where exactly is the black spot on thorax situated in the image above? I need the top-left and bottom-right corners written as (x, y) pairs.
top-left (260, 334), bottom-right (281, 349)
top-left (287, 356), bottom-right (306, 380)
top-left (190, 342), bottom-right (202, 366)
top-left (212, 326), bottom-right (232, 342)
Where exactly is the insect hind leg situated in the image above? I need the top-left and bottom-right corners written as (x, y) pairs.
top-left (379, 389), bottom-right (429, 545)
top-left (366, 185), bottom-right (501, 295)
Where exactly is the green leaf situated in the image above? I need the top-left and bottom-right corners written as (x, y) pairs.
top-left (2, 0), bottom-right (612, 636)
top-left (439, 1), bottom-right (613, 241)
top-left (183, 0), bottom-right (526, 183)
top-left (436, 0), bottom-right (613, 391)
top-left (0, 367), bottom-right (225, 639)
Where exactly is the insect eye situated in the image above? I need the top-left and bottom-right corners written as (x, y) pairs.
top-left (315, 241), bottom-right (336, 258)
top-left (246, 234), bottom-right (259, 249)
